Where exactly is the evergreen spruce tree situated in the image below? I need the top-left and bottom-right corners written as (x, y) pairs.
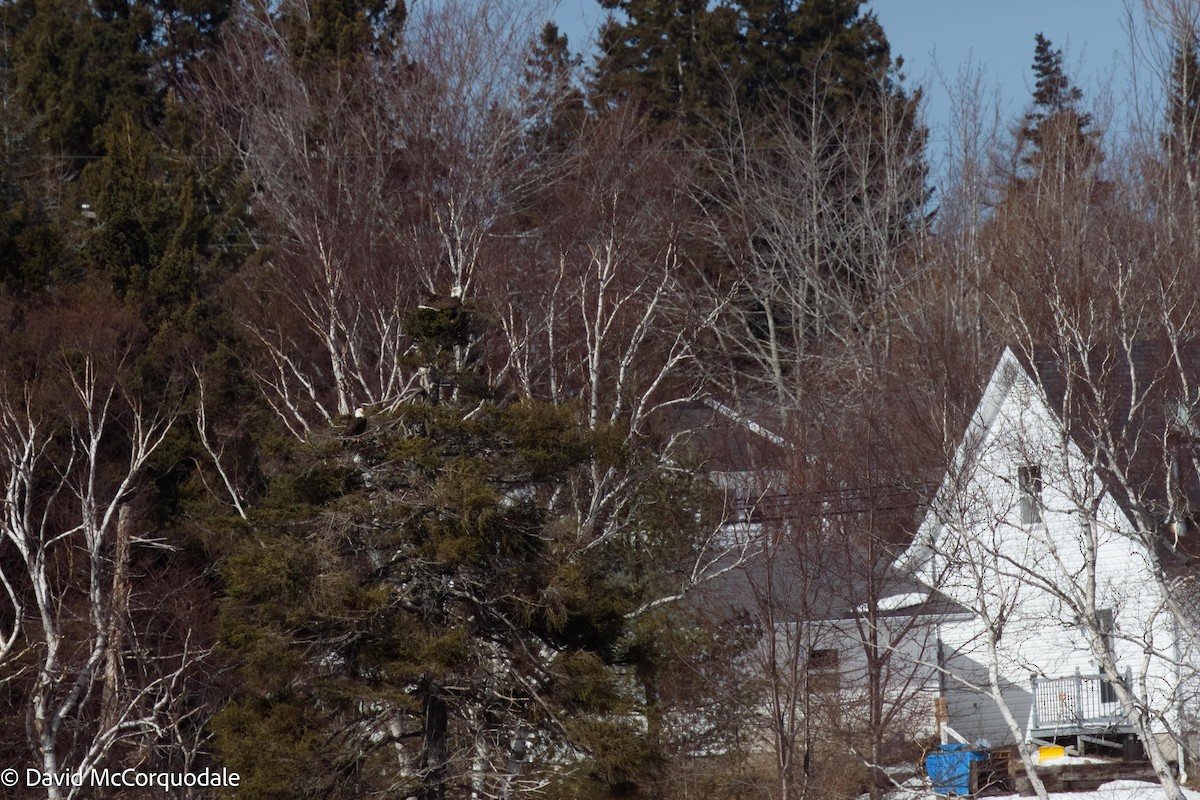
top-left (594, 0), bottom-right (740, 128)
top-left (80, 114), bottom-right (210, 317)
top-left (593, 0), bottom-right (899, 130)
top-left (741, 0), bottom-right (894, 115)
top-left (521, 23), bottom-right (586, 157)
top-left (0, 0), bottom-right (242, 297)
top-left (1019, 33), bottom-right (1098, 176)
top-left (1028, 33), bottom-right (1084, 115)
top-left (145, 0), bottom-right (233, 89)
top-left (1164, 30), bottom-right (1200, 169)
top-left (280, 0), bottom-right (406, 72)
top-left (214, 306), bottom-right (722, 799)
top-left (0, 33), bottom-right (75, 295)
top-left (6, 0), bottom-right (155, 161)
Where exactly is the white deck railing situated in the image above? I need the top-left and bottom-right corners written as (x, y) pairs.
top-left (1027, 667), bottom-right (1133, 737)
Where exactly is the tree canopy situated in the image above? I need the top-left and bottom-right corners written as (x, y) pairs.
top-left (1018, 33), bottom-right (1098, 177)
top-left (593, 0), bottom-right (900, 129)
top-left (0, 2), bottom-right (1197, 799)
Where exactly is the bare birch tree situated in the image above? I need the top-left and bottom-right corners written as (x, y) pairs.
top-left (701, 84), bottom-right (928, 415)
top-left (976, 63), bottom-right (1200, 785)
top-left (0, 297), bottom-right (202, 799)
top-left (487, 109), bottom-right (725, 555)
top-left (196, 0), bottom-right (561, 437)
top-left (892, 21), bottom-right (1200, 791)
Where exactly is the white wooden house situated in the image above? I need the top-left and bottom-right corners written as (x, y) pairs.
top-left (684, 399), bottom-right (958, 748)
top-left (896, 346), bottom-right (1196, 754)
top-left (680, 349), bottom-right (1198, 762)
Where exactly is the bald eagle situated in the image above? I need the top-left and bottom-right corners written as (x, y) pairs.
top-left (343, 407), bottom-right (367, 437)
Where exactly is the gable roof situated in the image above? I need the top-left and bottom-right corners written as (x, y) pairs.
top-left (667, 394), bottom-right (958, 625)
top-left (895, 346), bottom-right (1029, 575)
top-left (694, 539), bottom-right (972, 626)
top-left (662, 398), bottom-right (788, 474)
top-left (1016, 340), bottom-right (1200, 528)
top-left (898, 342), bottom-right (1200, 576)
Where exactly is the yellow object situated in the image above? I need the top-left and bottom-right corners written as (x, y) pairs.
top-left (1038, 745), bottom-right (1065, 764)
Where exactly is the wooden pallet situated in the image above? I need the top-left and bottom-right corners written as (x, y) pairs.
top-left (972, 747), bottom-right (1015, 795)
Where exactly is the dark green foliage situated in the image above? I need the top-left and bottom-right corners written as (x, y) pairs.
top-left (215, 387), bottom-right (718, 797)
top-left (1029, 33), bottom-right (1086, 119)
top-left (505, 401), bottom-right (594, 480)
top-left (145, 0), bottom-right (233, 88)
top-left (405, 304), bottom-right (473, 353)
top-left (594, 0), bottom-right (740, 129)
top-left (0, 202), bottom-right (72, 294)
top-left (1164, 30), bottom-right (1200, 166)
top-left (67, 100), bottom-right (255, 523)
top-left (523, 22), bottom-right (587, 158)
top-left (1019, 33), bottom-right (1098, 174)
top-left (214, 697), bottom-right (360, 800)
top-left (6, 0), bottom-right (155, 160)
top-left (0, 1), bottom-right (246, 304)
top-left (5, 0), bottom-right (235, 160)
top-left (80, 114), bottom-right (208, 316)
top-left (0, 25), bottom-right (79, 295)
top-left (739, 0), bottom-right (895, 114)
top-left (281, 0), bottom-right (406, 72)
top-left (593, 0), bottom-right (899, 130)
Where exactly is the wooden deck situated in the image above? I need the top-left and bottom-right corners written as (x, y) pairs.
top-left (1026, 669), bottom-right (1134, 739)
top-left (1010, 759), bottom-right (1159, 796)
top-left (964, 747), bottom-right (1158, 796)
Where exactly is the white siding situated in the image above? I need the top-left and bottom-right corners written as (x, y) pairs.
top-left (755, 615), bottom-right (945, 742)
top-left (910, 351), bottom-right (1180, 744)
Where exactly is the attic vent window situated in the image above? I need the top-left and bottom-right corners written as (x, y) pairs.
top-left (1018, 464), bottom-right (1043, 525)
top-left (1013, 377), bottom-right (1034, 404)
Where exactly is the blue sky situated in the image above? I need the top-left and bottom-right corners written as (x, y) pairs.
top-left (548, 0), bottom-right (1159, 172)
top-left (870, 0), bottom-right (1140, 101)
top-left (868, 0), bottom-right (1154, 162)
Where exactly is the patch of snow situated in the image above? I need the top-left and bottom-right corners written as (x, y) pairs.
top-left (858, 591), bottom-right (930, 613)
top-left (1049, 754), bottom-right (1112, 765)
top-left (881, 778), bottom-right (1200, 800)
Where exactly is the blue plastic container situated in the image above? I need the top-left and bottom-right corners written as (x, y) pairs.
top-left (925, 743), bottom-right (988, 796)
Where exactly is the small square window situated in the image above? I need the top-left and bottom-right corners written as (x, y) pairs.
top-left (807, 648), bottom-right (840, 691)
top-left (1018, 465), bottom-right (1043, 524)
top-left (1094, 608), bottom-right (1115, 655)
top-left (808, 648), bottom-right (839, 671)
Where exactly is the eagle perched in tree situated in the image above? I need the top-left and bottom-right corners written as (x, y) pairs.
top-left (343, 407), bottom-right (367, 437)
